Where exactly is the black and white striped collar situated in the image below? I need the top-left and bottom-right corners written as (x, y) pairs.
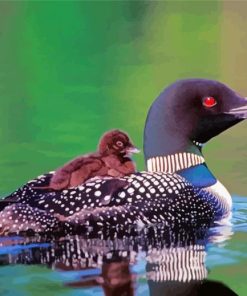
top-left (146, 152), bottom-right (205, 173)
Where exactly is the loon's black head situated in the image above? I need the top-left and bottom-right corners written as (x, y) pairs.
top-left (144, 79), bottom-right (247, 159)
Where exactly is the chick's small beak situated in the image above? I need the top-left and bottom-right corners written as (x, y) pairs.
top-left (225, 97), bottom-right (247, 119)
top-left (126, 146), bottom-right (140, 154)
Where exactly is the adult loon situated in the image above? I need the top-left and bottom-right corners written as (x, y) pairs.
top-left (1, 79), bottom-right (247, 235)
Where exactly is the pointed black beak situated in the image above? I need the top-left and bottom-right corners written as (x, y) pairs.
top-left (225, 97), bottom-right (247, 119)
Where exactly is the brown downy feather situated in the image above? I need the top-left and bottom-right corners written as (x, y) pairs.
top-left (33, 129), bottom-right (138, 191)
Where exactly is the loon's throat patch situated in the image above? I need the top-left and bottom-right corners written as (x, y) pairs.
top-left (146, 153), bottom-right (205, 173)
top-left (178, 164), bottom-right (216, 188)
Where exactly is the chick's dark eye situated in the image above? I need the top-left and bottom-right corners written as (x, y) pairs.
top-left (116, 141), bottom-right (123, 147)
top-left (203, 96), bottom-right (217, 108)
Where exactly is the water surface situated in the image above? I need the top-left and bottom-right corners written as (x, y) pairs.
top-left (0, 196), bottom-right (246, 295)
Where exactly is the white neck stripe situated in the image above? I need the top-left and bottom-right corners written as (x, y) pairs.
top-left (147, 153), bottom-right (205, 173)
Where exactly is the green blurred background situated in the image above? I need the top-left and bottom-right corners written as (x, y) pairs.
top-left (0, 0), bottom-right (246, 196)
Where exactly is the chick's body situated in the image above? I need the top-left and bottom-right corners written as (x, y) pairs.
top-left (43, 130), bottom-right (138, 190)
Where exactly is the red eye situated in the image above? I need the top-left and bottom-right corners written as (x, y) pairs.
top-left (203, 96), bottom-right (217, 108)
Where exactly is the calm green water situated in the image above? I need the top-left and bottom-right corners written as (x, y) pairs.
top-left (0, 1), bottom-right (247, 295)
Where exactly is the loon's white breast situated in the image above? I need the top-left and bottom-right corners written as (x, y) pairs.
top-left (203, 180), bottom-right (232, 214)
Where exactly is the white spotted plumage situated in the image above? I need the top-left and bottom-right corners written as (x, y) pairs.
top-left (0, 169), bottom-right (228, 235)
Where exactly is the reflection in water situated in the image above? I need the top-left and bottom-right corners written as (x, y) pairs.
top-left (146, 245), bottom-right (207, 282)
top-left (0, 223), bottom-right (237, 295)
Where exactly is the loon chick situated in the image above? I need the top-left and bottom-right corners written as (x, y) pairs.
top-left (34, 129), bottom-right (139, 191)
top-left (1, 78), bottom-right (247, 235)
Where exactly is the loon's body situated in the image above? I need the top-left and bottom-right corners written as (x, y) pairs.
top-left (1, 78), bottom-right (247, 235)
